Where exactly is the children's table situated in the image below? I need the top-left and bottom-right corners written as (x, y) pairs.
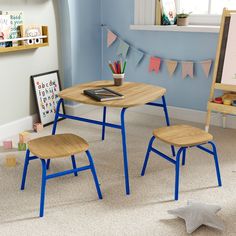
top-left (49, 80), bottom-right (175, 195)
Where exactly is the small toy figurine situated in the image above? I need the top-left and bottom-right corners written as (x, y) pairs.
top-left (18, 142), bottom-right (27, 151)
top-left (33, 123), bottom-right (43, 132)
top-left (3, 140), bottom-right (13, 149)
top-left (19, 132), bottom-right (30, 143)
top-left (5, 155), bottom-right (17, 167)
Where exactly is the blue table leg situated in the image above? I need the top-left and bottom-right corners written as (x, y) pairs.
top-left (162, 96), bottom-right (176, 157)
top-left (40, 159), bottom-right (47, 217)
top-left (181, 148), bottom-right (187, 166)
top-left (47, 98), bottom-right (64, 170)
top-left (175, 147), bottom-right (185, 200)
top-left (102, 106), bottom-right (107, 141)
top-left (71, 155), bottom-right (78, 177)
top-left (86, 150), bottom-right (103, 199)
top-left (208, 141), bottom-right (222, 187)
top-left (120, 108), bottom-right (130, 195)
top-left (21, 149), bottom-right (30, 190)
top-left (141, 136), bottom-right (155, 176)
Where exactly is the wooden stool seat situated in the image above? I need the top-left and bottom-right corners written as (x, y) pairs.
top-left (153, 125), bottom-right (213, 147)
top-left (28, 134), bottom-right (89, 159)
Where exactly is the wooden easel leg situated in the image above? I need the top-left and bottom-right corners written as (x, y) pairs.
top-left (205, 109), bottom-right (212, 132)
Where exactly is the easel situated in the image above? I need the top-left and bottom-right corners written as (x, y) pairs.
top-left (206, 8), bottom-right (236, 132)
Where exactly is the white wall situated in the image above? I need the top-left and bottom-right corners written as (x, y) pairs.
top-left (0, 0), bottom-right (60, 126)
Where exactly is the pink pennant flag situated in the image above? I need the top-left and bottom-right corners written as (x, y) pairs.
top-left (149, 57), bottom-right (161, 74)
top-left (182, 61), bottom-right (194, 79)
top-left (166, 60), bottom-right (178, 77)
top-left (200, 60), bottom-right (212, 78)
top-left (107, 30), bottom-right (117, 47)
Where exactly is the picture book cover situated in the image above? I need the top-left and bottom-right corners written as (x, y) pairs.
top-left (22, 25), bottom-right (42, 45)
top-left (84, 87), bottom-right (124, 102)
top-left (161, 0), bottom-right (177, 25)
top-left (0, 15), bottom-right (11, 47)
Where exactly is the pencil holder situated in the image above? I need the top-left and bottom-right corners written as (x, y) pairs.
top-left (113, 74), bottom-right (125, 86)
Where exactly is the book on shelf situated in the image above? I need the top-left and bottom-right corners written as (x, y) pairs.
top-left (20, 25), bottom-right (42, 45)
top-left (0, 15), bottom-right (11, 47)
top-left (0, 11), bottom-right (24, 46)
top-left (160, 0), bottom-right (177, 25)
top-left (83, 87), bottom-right (124, 102)
top-left (155, 0), bottom-right (162, 25)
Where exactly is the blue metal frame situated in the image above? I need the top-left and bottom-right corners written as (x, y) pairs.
top-left (47, 95), bottom-right (173, 195)
top-left (141, 138), bottom-right (222, 200)
top-left (20, 149), bottom-right (102, 217)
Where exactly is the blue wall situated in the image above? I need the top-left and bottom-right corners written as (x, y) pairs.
top-left (101, 0), bottom-right (219, 111)
top-left (59, 0), bottom-right (102, 88)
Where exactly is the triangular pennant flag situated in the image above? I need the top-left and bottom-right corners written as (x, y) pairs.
top-left (107, 30), bottom-right (117, 47)
top-left (117, 39), bottom-right (130, 59)
top-left (200, 60), bottom-right (212, 78)
top-left (149, 57), bottom-right (161, 74)
top-left (182, 61), bottom-right (194, 79)
top-left (166, 60), bottom-right (178, 77)
top-left (131, 48), bottom-right (144, 66)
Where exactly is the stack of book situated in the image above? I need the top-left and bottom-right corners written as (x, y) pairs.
top-left (0, 11), bottom-right (23, 47)
top-left (134, 0), bottom-right (177, 26)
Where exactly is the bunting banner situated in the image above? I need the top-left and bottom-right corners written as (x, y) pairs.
top-left (166, 60), bottom-right (178, 77)
top-left (131, 48), bottom-right (144, 66)
top-left (182, 62), bottom-right (194, 79)
top-left (103, 26), bottom-right (214, 79)
top-left (107, 30), bottom-right (117, 47)
top-left (117, 39), bottom-right (130, 59)
top-left (200, 60), bottom-right (212, 78)
top-left (149, 57), bottom-right (161, 74)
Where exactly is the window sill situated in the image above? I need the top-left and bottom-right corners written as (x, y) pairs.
top-left (130, 24), bottom-right (220, 33)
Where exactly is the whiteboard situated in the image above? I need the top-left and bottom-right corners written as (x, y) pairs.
top-left (221, 13), bottom-right (236, 85)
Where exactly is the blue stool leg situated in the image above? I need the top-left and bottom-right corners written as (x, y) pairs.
top-left (71, 155), bottom-right (78, 177)
top-left (85, 150), bottom-right (103, 199)
top-left (208, 141), bottom-right (222, 187)
top-left (40, 159), bottom-right (47, 217)
top-left (175, 147), bottom-right (185, 200)
top-left (21, 149), bottom-right (30, 190)
top-left (121, 108), bottom-right (130, 195)
top-left (102, 106), bottom-right (107, 141)
top-left (141, 136), bottom-right (155, 176)
top-left (162, 96), bottom-right (176, 157)
top-left (181, 148), bottom-right (187, 166)
top-left (47, 98), bottom-right (64, 170)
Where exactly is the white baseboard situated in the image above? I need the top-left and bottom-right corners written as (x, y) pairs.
top-left (1, 103), bottom-right (234, 142)
top-left (0, 114), bottom-right (38, 141)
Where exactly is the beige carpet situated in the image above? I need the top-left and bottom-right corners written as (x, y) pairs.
top-left (1, 107), bottom-right (236, 236)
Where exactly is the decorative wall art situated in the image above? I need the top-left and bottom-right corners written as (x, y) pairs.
top-left (31, 70), bottom-right (65, 126)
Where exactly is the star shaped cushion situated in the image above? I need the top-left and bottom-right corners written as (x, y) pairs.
top-left (168, 201), bottom-right (224, 234)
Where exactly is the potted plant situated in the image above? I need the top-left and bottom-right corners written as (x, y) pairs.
top-left (176, 12), bottom-right (191, 26)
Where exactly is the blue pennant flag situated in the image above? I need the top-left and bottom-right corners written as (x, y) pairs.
top-left (131, 48), bottom-right (144, 66)
top-left (117, 39), bottom-right (130, 59)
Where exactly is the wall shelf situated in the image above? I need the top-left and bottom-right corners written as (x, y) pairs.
top-left (0, 26), bottom-right (49, 53)
top-left (130, 24), bottom-right (220, 33)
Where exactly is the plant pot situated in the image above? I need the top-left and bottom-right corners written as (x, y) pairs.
top-left (177, 17), bottom-right (189, 26)
top-left (113, 74), bottom-right (125, 86)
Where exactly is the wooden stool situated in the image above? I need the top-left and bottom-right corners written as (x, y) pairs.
top-left (20, 133), bottom-right (102, 217)
top-left (141, 125), bottom-right (222, 200)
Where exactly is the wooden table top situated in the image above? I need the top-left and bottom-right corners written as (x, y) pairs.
top-left (59, 80), bottom-right (166, 108)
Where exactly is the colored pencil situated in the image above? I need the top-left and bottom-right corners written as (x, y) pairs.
top-left (122, 60), bottom-right (127, 73)
top-left (120, 59), bottom-right (123, 74)
top-left (108, 61), bottom-right (115, 73)
top-left (117, 60), bottom-right (121, 74)
top-left (113, 62), bottom-right (117, 73)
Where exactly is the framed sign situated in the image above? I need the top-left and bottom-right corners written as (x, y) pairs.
top-left (31, 70), bottom-right (65, 127)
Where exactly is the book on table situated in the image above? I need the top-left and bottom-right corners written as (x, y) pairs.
top-left (83, 87), bottom-right (124, 102)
